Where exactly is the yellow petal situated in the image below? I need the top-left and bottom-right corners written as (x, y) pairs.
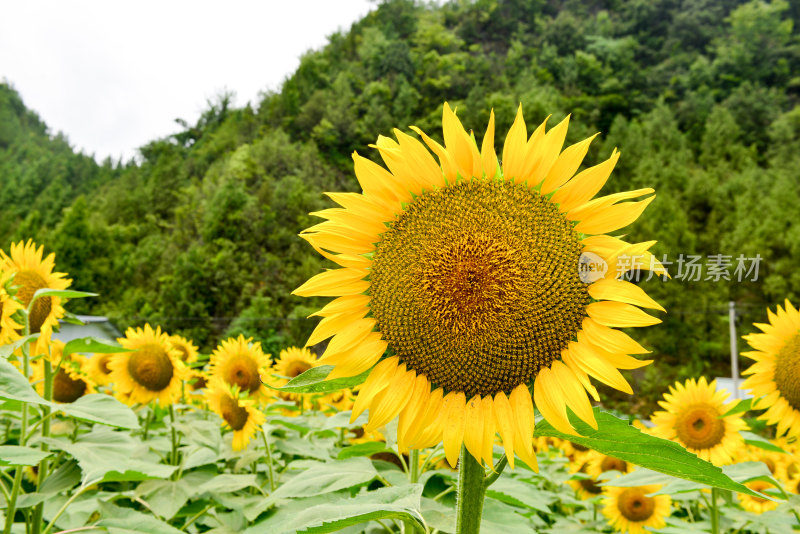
top-left (551, 149), bottom-right (619, 212)
top-left (509, 384), bottom-right (535, 457)
top-left (442, 391), bottom-right (466, 468)
top-left (580, 317), bottom-right (650, 354)
top-left (586, 301), bottom-right (661, 328)
top-left (481, 109), bottom-right (498, 179)
top-left (410, 126), bottom-right (458, 184)
top-left (395, 129), bottom-right (446, 189)
top-left (324, 192), bottom-right (395, 222)
top-left (551, 360), bottom-right (597, 429)
top-left (567, 188), bottom-right (654, 222)
top-left (350, 356), bottom-right (399, 422)
top-left (540, 131), bottom-right (596, 195)
top-left (366, 367), bottom-right (416, 430)
top-left (300, 234), bottom-right (372, 269)
top-left (397, 374), bottom-right (432, 451)
top-left (588, 278), bottom-right (665, 312)
top-left (502, 104), bottom-right (527, 182)
top-left (293, 268), bottom-right (368, 297)
top-left (373, 137), bottom-right (426, 197)
top-left (323, 333), bottom-right (386, 379)
top-left (443, 103), bottom-right (481, 179)
top-left (533, 366), bottom-right (575, 435)
top-left (481, 395), bottom-right (496, 467)
top-left (321, 318), bottom-right (376, 358)
top-left (351, 152), bottom-right (405, 209)
top-left (308, 294), bottom-right (371, 318)
top-left (493, 391), bottom-right (516, 469)
top-left (463, 395), bottom-right (485, 465)
top-left (407, 388), bottom-right (444, 449)
top-left (529, 114), bottom-right (571, 188)
top-left (574, 196), bottom-right (655, 235)
top-left (306, 308), bottom-right (369, 346)
top-left (566, 341), bottom-right (633, 394)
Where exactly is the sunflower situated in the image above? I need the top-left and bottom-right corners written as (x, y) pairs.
top-left (85, 353), bottom-right (115, 387)
top-left (205, 377), bottom-right (265, 451)
top-left (602, 485), bottom-right (671, 534)
top-left (169, 334), bottom-right (199, 364)
top-left (586, 450), bottom-right (631, 479)
top-left (738, 480), bottom-right (779, 514)
top-left (32, 353), bottom-right (96, 403)
top-left (318, 388), bottom-right (355, 413)
top-left (108, 324), bottom-right (190, 406)
top-left (742, 300), bottom-right (800, 439)
top-left (294, 104), bottom-right (664, 468)
top-left (568, 452), bottom-right (604, 500)
top-left (651, 377), bottom-right (746, 465)
top-left (0, 240), bottom-right (71, 355)
top-left (208, 335), bottom-right (272, 402)
top-left (0, 269), bottom-right (23, 345)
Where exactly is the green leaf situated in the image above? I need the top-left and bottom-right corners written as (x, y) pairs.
top-left (198, 474), bottom-right (261, 494)
top-left (62, 336), bottom-right (132, 359)
top-left (0, 334), bottom-right (40, 359)
top-left (486, 476), bottom-right (554, 513)
top-left (245, 484), bottom-right (425, 534)
top-left (266, 457), bottom-right (378, 506)
top-left (43, 428), bottom-right (177, 483)
top-left (95, 501), bottom-right (184, 534)
top-left (270, 365), bottom-right (370, 394)
top-left (0, 357), bottom-right (50, 405)
top-left (136, 479), bottom-right (192, 520)
top-left (39, 460), bottom-right (81, 494)
top-left (59, 393), bottom-right (139, 429)
top-left (534, 409), bottom-right (765, 497)
top-left (0, 445), bottom-right (51, 466)
top-left (337, 441), bottom-right (387, 459)
top-left (723, 397), bottom-right (752, 416)
top-left (740, 430), bottom-right (787, 453)
top-left (31, 288), bottom-right (98, 301)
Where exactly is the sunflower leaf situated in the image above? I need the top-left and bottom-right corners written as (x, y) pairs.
top-left (534, 408), bottom-right (768, 498)
top-left (722, 397), bottom-right (752, 417)
top-left (62, 337), bottom-right (132, 359)
top-left (0, 334), bottom-right (40, 359)
top-left (269, 365), bottom-right (370, 394)
top-left (58, 393), bottom-right (139, 429)
top-left (0, 445), bottom-right (52, 466)
top-left (0, 356), bottom-right (51, 405)
top-left (30, 288), bottom-right (98, 301)
top-left (740, 430), bottom-right (786, 453)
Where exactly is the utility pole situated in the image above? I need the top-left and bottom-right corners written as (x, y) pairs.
top-left (729, 301), bottom-right (739, 399)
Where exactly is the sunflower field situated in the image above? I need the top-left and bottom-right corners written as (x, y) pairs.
top-left (3, 99), bottom-right (800, 534)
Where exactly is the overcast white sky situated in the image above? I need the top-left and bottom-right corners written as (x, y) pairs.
top-left (0, 0), bottom-right (375, 162)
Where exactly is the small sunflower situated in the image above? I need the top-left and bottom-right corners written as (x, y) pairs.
top-left (274, 346), bottom-right (319, 402)
top-left (0, 240), bottom-right (71, 355)
top-left (568, 450), bottom-right (604, 499)
top-left (108, 324), bottom-right (190, 406)
top-left (602, 485), bottom-right (671, 534)
top-left (294, 104), bottom-right (664, 468)
top-left (586, 450), bottom-right (631, 479)
top-left (0, 269), bottom-right (23, 345)
top-left (169, 334), bottom-right (199, 364)
top-left (208, 335), bottom-right (272, 402)
top-left (32, 354), bottom-right (96, 403)
top-left (738, 480), bottom-right (779, 514)
top-left (85, 353), bottom-right (115, 387)
top-left (742, 300), bottom-right (800, 439)
top-left (205, 377), bottom-right (265, 451)
top-left (318, 388), bottom-right (355, 413)
top-left (786, 474), bottom-right (800, 495)
top-left (651, 377), bottom-right (747, 466)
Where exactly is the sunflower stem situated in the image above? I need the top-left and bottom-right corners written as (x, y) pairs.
top-left (455, 445), bottom-right (485, 534)
top-left (260, 427), bottom-right (276, 492)
top-left (710, 487), bottom-right (720, 534)
top-left (483, 455), bottom-right (507, 488)
top-left (402, 450), bottom-right (421, 533)
top-left (169, 405), bottom-right (180, 479)
top-left (31, 357), bottom-right (55, 534)
top-left (3, 313), bottom-right (32, 534)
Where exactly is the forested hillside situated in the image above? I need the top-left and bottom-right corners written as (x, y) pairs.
top-left (2, 0), bottom-right (800, 405)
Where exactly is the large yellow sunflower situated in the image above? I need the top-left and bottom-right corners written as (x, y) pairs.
top-left (0, 240), bottom-right (71, 355)
top-left (294, 104), bottom-right (663, 468)
top-left (205, 377), bottom-right (265, 451)
top-left (107, 324), bottom-right (190, 406)
top-left (208, 335), bottom-right (272, 402)
top-left (0, 269), bottom-right (23, 345)
top-left (741, 300), bottom-right (800, 439)
top-left (602, 485), bottom-right (671, 534)
top-left (651, 377), bottom-right (746, 465)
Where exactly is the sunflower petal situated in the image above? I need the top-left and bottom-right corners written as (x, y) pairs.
top-left (442, 391), bottom-right (467, 467)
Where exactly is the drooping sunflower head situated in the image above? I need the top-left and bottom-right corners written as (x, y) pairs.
top-left (169, 334), bottom-right (199, 364)
top-left (108, 324), bottom-right (189, 406)
top-left (208, 335), bottom-right (271, 402)
top-left (294, 104), bottom-right (664, 468)
top-left (602, 485), bottom-right (671, 534)
top-left (205, 377), bottom-right (265, 451)
top-left (85, 353), bottom-right (115, 387)
top-left (0, 269), bottom-right (23, 345)
top-left (0, 240), bottom-right (71, 354)
top-left (32, 354), bottom-right (95, 403)
top-left (651, 377), bottom-right (747, 466)
top-left (742, 300), bottom-right (800, 439)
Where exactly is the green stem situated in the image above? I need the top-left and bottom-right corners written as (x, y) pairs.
top-left (180, 504), bottom-right (212, 531)
top-left (142, 406), bottom-right (153, 440)
top-left (483, 455), bottom-right (507, 488)
top-left (32, 358), bottom-right (55, 534)
top-left (710, 488), bottom-right (720, 534)
top-left (403, 450), bottom-right (421, 533)
top-left (3, 319), bottom-right (31, 534)
top-left (41, 481), bottom-right (97, 534)
top-left (455, 445), bottom-right (486, 534)
top-left (169, 405), bottom-right (180, 480)
top-left (260, 428), bottom-right (275, 492)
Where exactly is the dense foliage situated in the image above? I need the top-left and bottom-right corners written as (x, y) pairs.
top-left (2, 0), bottom-right (800, 413)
